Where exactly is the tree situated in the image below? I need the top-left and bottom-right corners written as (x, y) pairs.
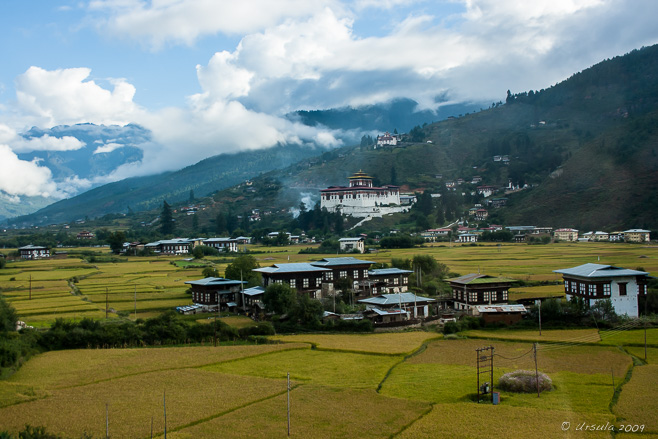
top-left (160, 201), bottom-right (174, 235)
top-left (191, 214), bottom-right (199, 232)
top-left (263, 283), bottom-right (297, 315)
top-left (216, 211), bottom-right (227, 235)
top-left (202, 267), bottom-right (220, 278)
top-left (0, 257), bottom-right (5, 269)
top-left (0, 296), bottom-right (18, 333)
top-left (290, 294), bottom-right (323, 327)
top-left (225, 255), bottom-right (261, 286)
top-left (189, 190), bottom-right (195, 202)
top-left (107, 231), bottom-right (126, 254)
top-left (390, 166), bottom-right (397, 185)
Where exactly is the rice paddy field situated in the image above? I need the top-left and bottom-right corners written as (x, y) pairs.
top-left (0, 332), bottom-right (656, 438)
top-left (1, 241), bottom-right (656, 327)
top-left (1, 242), bottom-right (657, 437)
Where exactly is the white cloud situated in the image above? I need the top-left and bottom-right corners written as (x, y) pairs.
top-left (93, 143), bottom-right (124, 154)
top-left (0, 144), bottom-right (59, 198)
top-left (89, 0), bottom-right (340, 49)
top-left (15, 66), bottom-right (141, 127)
top-left (11, 135), bottom-right (85, 153)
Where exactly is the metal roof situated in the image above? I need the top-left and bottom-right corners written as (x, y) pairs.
top-left (242, 286), bottom-right (265, 296)
top-left (358, 293), bottom-right (435, 306)
top-left (254, 263), bottom-right (331, 274)
top-left (553, 263), bottom-right (648, 278)
top-left (447, 273), bottom-right (516, 285)
top-left (338, 237), bottom-right (363, 242)
top-left (474, 304), bottom-right (527, 313)
top-left (368, 268), bottom-right (413, 276)
top-left (185, 277), bottom-right (246, 286)
top-left (366, 308), bottom-right (409, 316)
top-left (623, 229), bottom-right (651, 233)
top-left (311, 257), bottom-right (374, 267)
top-left (19, 245), bottom-right (48, 250)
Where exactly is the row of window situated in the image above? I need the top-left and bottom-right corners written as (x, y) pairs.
top-left (452, 290), bottom-right (508, 303)
top-left (565, 280), bottom-right (625, 297)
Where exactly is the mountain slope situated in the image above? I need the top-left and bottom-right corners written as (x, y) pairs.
top-left (9, 143), bottom-right (325, 226)
top-left (207, 45), bottom-right (658, 231)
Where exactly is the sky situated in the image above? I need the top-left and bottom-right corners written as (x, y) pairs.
top-left (1, 0), bottom-right (658, 202)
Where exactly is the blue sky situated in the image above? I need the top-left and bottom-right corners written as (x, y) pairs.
top-left (1, 0), bottom-right (658, 201)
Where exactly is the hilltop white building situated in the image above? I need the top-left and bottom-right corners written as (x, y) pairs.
top-left (320, 170), bottom-right (405, 218)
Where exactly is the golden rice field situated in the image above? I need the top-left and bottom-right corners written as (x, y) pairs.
top-left (1, 333), bottom-right (655, 438)
top-left (1, 241), bottom-right (656, 327)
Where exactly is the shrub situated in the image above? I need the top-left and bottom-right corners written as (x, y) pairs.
top-left (498, 370), bottom-right (552, 393)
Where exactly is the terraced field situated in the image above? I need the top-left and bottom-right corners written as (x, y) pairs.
top-left (1, 331), bottom-right (655, 438)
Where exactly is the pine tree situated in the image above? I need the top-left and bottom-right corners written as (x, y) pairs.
top-left (160, 201), bottom-right (174, 235)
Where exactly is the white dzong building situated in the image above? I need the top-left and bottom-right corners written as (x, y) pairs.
top-left (320, 170), bottom-right (405, 218)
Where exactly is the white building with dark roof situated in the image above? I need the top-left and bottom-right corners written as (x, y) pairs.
top-left (553, 263), bottom-right (650, 317)
top-left (19, 245), bottom-right (50, 259)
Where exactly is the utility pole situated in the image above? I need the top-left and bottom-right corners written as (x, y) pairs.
top-left (538, 300), bottom-right (542, 336)
top-left (106, 402), bottom-right (109, 439)
top-left (534, 343), bottom-right (540, 398)
top-left (287, 372), bottom-right (291, 437)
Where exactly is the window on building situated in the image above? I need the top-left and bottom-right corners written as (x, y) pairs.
top-left (502, 291), bottom-right (508, 301)
top-left (289, 279), bottom-right (296, 288)
top-left (639, 284), bottom-right (646, 295)
top-left (491, 291), bottom-right (497, 302)
top-left (394, 278), bottom-right (399, 285)
top-left (340, 271), bottom-right (347, 278)
top-left (363, 270), bottom-right (368, 278)
top-left (325, 272), bottom-right (333, 281)
top-left (468, 292), bottom-right (477, 302)
top-left (603, 283), bottom-right (611, 296)
top-left (588, 284), bottom-right (596, 296)
top-left (618, 283), bottom-right (627, 296)
top-left (303, 278), bottom-right (309, 288)
top-left (483, 291), bottom-right (490, 302)
top-left (579, 283), bottom-right (586, 295)
top-left (353, 270), bottom-right (359, 278)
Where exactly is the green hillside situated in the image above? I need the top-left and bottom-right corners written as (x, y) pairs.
top-left (8, 144), bottom-right (324, 227)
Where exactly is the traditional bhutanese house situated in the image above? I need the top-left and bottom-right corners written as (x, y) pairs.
top-left (76, 230), bottom-right (95, 239)
top-left (472, 304), bottom-right (527, 325)
top-left (362, 308), bottom-right (410, 324)
top-left (19, 245), bottom-right (50, 260)
top-left (365, 268), bottom-right (413, 295)
top-left (203, 237), bottom-right (238, 252)
top-left (253, 263), bottom-right (331, 299)
top-left (476, 185), bottom-right (496, 197)
top-left (338, 237), bottom-right (365, 253)
top-left (475, 208), bottom-right (488, 220)
top-left (235, 236), bottom-right (252, 245)
top-left (144, 239), bottom-right (191, 255)
top-left (448, 274), bottom-right (516, 311)
top-left (583, 231), bottom-right (609, 242)
top-left (185, 277), bottom-right (247, 311)
top-left (553, 263), bottom-right (650, 317)
top-left (358, 292), bottom-right (436, 319)
top-left (553, 228), bottom-right (579, 242)
top-left (310, 257), bottom-right (374, 294)
top-left (623, 229), bottom-right (651, 243)
top-left (242, 286), bottom-right (266, 314)
top-left (457, 233), bottom-right (478, 243)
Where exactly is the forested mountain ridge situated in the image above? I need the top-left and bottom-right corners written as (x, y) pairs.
top-left (9, 44), bottom-right (658, 231)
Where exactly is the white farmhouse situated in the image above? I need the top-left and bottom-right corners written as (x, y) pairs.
top-left (554, 263), bottom-right (650, 317)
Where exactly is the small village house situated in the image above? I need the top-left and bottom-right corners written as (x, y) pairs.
top-left (365, 268), bottom-right (413, 295)
top-left (472, 304), bottom-right (527, 325)
top-left (338, 237), bottom-right (365, 253)
top-left (623, 229), bottom-right (651, 243)
top-left (310, 257), bottom-right (374, 295)
top-left (19, 245), bottom-right (50, 260)
top-left (448, 274), bottom-right (516, 311)
top-left (359, 292), bottom-right (436, 320)
top-left (253, 263), bottom-right (331, 299)
top-left (204, 237), bottom-right (239, 252)
top-left (76, 230), bottom-right (95, 240)
top-left (553, 228), bottom-right (579, 242)
top-left (185, 277), bottom-right (247, 311)
top-left (553, 263), bottom-right (650, 317)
